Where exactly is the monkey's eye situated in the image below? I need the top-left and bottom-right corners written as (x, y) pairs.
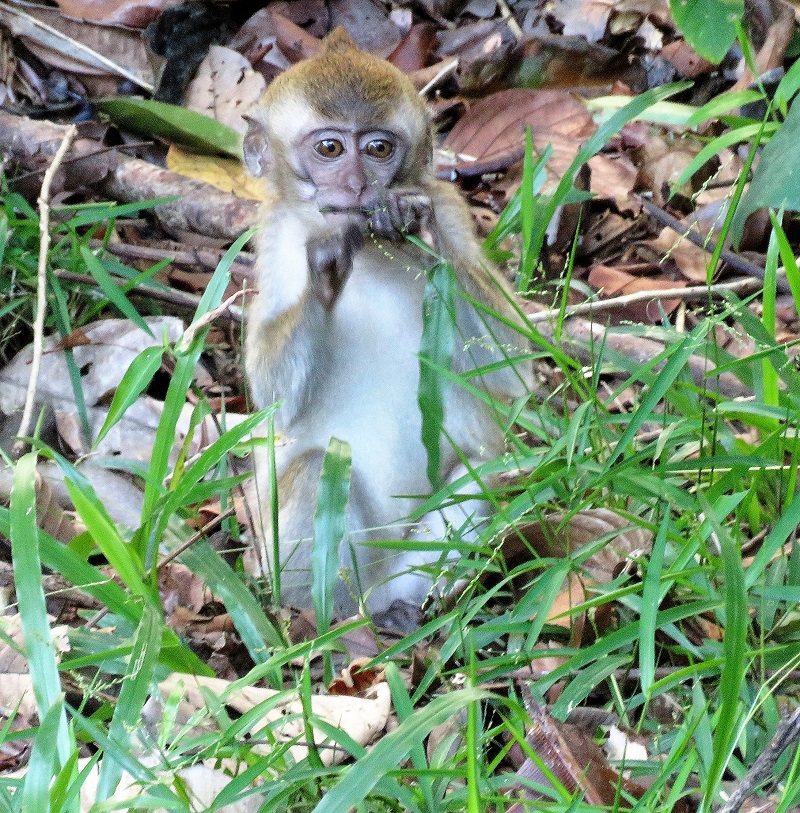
top-left (364, 139), bottom-right (394, 160)
top-left (314, 139), bottom-right (345, 158)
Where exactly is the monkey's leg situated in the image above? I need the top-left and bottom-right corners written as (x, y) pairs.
top-left (367, 466), bottom-right (491, 631)
top-left (255, 448), bottom-right (371, 617)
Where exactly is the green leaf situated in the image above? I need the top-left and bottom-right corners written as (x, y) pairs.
top-left (11, 454), bottom-right (73, 768)
top-left (176, 538), bottom-right (286, 657)
top-left (95, 97), bottom-right (242, 157)
top-left (63, 474), bottom-right (149, 599)
top-left (94, 345), bottom-right (165, 447)
top-left (312, 438), bottom-right (352, 635)
top-left (80, 246), bottom-right (153, 333)
top-left (96, 605), bottom-right (161, 801)
top-left (699, 497), bottom-right (748, 811)
top-left (22, 698), bottom-right (67, 813)
top-left (418, 260), bottom-right (456, 490)
top-left (670, 0), bottom-right (744, 63)
top-left (731, 94), bottom-right (800, 244)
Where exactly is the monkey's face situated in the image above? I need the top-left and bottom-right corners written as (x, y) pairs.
top-left (295, 125), bottom-right (407, 226)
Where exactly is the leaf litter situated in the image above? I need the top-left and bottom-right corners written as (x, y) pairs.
top-left (0, 0), bottom-right (798, 810)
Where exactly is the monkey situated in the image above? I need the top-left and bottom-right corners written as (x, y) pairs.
top-left (243, 28), bottom-right (532, 629)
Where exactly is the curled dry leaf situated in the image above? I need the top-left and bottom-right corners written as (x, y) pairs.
top-left (439, 89), bottom-right (595, 180)
top-left (184, 45), bottom-right (266, 136)
top-left (587, 263), bottom-right (686, 322)
top-left (146, 673), bottom-right (392, 766)
top-left (0, 2), bottom-right (154, 91)
top-left (502, 508), bottom-right (653, 584)
top-left (52, 0), bottom-right (183, 27)
top-left (328, 657), bottom-right (386, 696)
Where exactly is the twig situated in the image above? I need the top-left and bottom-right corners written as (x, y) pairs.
top-left (13, 124), bottom-right (77, 457)
top-left (418, 59), bottom-right (459, 96)
top-left (528, 276), bottom-right (764, 323)
top-left (87, 239), bottom-right (254, 276)
top-left (157, 506), bottom-right (238, 568)
top-left (497, 0), bottom-right (524, 39)
top-left (54, 268), bottom-right (247, 322)
top-left (83, 506), bottom-right (238, 630)
top-left (639, 197), bottom-right (790, 294)
top-left (719, 707), bottom-right (800, 813)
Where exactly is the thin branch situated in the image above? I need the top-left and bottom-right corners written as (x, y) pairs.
top-left (13, 124), bottom-right (77, 457)
top-left (639, 196), bottom-right (790, 293)
top-left (719, 707), bottom-right (800, 813)
top-left (528, 276), bottom-right (763, 323)
top-left (54, 268), bottom-right (247, 322)
top-left (87, 238), bottom-right (254, 276)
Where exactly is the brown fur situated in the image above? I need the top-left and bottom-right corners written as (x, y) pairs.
top-left (262, 28), bottom-right (432, 184)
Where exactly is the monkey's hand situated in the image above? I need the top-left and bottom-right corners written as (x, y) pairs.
top-left (307, 221), bottom-right (364, 310)
top-left (368, 191), bottom-right (432, 240)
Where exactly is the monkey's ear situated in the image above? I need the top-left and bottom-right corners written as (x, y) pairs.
top-left (242, 115), bottom-right (272, 177)
top-left (322, 27), bottom-right (360, 54)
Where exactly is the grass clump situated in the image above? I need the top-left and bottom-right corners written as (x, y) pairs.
top-left (1, 74), bottom-right (800, 813)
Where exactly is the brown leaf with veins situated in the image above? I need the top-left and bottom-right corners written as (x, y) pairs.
top-left (52, 0), bottom-right (181, 27)
top-left (439, 89), bottom-right (595, 180)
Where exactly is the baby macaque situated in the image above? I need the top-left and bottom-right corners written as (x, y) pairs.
top-left (244, 28), bottom-right (531, 627)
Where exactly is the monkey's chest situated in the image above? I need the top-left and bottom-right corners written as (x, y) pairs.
top-left (289, 266), bottom-right (429, 480)
top-left (326, 269), bottom-right (425, 406)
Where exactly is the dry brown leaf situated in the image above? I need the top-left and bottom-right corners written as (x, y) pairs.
top-left (646, 225), bottom-right (711, 282)
top-left (146, 673), bottom-right (392, 766)
top-left (0, 464), bottom-right (84, 543)
top-left (329, 0), bottom-right (403, 58)
top-left (508, 696), bottom-right (614, 808)
top-left (503, 508), bottom-right (652, 583)
top-left (328, 657), bottom-right (386, 696)
top-left (660, 39), bottom-right (714, 78)
top-left (551, 0), bottom-right (614, 42)
top-left (545, 571), bottom-right (586, 645)
top-left (6, 756), bottom-right (263, 813)
top-left (439, 89), bottom-right (595, 181)
top-left (52, 0), bottom-right (181, 27)
top-left (0, 316), bottom-right (183, 414)
top-left (588, 263), bottom-right (686, 321)
top-left (0, 2), bottom-right (153, 91)
top-left (184, 45), bottom-right (266, 135)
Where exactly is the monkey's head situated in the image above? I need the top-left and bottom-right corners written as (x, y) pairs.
top-left (243, 28), bottom-right (433, 225)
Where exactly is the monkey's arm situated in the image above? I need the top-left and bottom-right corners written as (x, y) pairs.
top-left (246, 215), bottom-right (362, 418)
top-left (424, 181), bottom-right (534, 402)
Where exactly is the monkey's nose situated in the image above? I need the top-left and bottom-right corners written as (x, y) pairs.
top-left (343, 158), bottom-right (367, 195)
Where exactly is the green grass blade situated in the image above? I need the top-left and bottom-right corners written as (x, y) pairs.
top-left (640, 513), bottom-right (670, 696)
top-left (10, 453), bottom-right (72, 766)
top-left (79, 246), bottom-right (153, 334)
top-left (96, 604), bottom-right (161, 801)
top-left (604, 320), bottom-right (712, 472)
top-left (418, 260), bottom-right (456, 490)
top-left (175, 538), bottom-right (286, 657)
top-left (154, 407), bottom-right (276, 541)
top-left (312, 686), bottom-right (489, 813)
top-left (21, 698), bottom-right (67, 813)
top-left (140, 228), bottom-right (255, 547)
top-left (312, 437), bottom-right (352, 637)
top-left (94, 345), bottom-right (165, 447)
top-left (700, 497), bottom-right (748, 812)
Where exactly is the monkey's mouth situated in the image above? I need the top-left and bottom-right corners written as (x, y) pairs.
top-left (319, 205), bottom-right (372, 216)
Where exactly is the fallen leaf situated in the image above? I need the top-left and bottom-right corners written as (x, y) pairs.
top-left (184, 45), bottom-right (266, 135)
